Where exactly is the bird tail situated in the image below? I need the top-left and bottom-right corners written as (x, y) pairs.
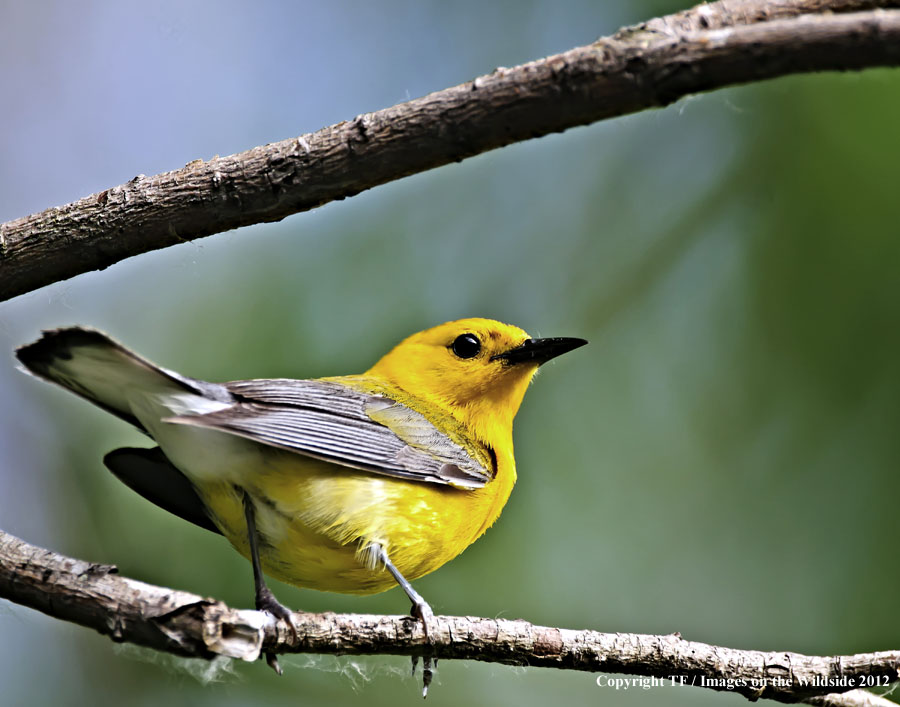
top-left (17, 328), bottom-right (227, 534)
top-left (15, 327), bottom-right (212, 431)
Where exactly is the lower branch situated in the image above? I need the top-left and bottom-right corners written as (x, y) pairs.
top-left (1, 530), bottom-right (897, 705)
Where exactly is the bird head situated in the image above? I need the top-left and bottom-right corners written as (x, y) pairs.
top-left (367, 318), bottom-right (586, 444)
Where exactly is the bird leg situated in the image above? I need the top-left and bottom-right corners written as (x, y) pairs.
top-left (376, 544), bottom-right (437, 697)
top-left (242, 490), bottom-right (297, 674)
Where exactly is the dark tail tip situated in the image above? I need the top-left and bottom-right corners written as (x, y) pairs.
top-left (16, 327), bottom-right (110, 376)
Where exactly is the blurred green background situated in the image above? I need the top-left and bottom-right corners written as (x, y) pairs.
top-left (2, 1), bottom-right (899, 706)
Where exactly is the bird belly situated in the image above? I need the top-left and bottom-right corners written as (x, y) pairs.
top-left (191, 448), bottom-right (514, 595)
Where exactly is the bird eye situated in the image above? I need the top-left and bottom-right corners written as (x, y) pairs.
top-left (451, 333), bottom-right (481, 359)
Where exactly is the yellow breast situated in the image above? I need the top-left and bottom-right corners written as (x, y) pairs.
top-left (197, 444), bottom-right (516, 595)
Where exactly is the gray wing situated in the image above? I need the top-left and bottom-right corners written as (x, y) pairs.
top-left (164, 378), bottom-right (492, 489)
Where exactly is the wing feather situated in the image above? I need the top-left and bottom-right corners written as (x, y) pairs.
top-left (164, 378), bottom-right (491, 489)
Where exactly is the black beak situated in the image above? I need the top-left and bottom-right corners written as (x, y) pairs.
top-left (491, 337), bottom-right (588, 366)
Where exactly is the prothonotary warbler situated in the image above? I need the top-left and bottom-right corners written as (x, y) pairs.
top-left (16, 318), bottom-right (586, 681)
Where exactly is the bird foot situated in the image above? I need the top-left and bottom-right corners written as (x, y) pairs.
top-left (408, 600), bottom-right (437, 697)
top-left (410, 599), bottom-right (436, 640)
top-left (255, 585), bottom-right (298, 674)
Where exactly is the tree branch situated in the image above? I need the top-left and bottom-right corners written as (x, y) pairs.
top-left (629, 0), bottom-right (900, 33)
top-left (1, 529), bottom-right (897, 705)
top-left (2, 1), bottom-right (900, 302)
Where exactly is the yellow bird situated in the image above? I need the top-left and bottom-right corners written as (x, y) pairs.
top-left (16, 318), bottom-right (585, 675)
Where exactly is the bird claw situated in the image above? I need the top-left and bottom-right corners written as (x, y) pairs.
top-left (256, 587), bottom-right (299, 638)
top-left (255, 586), bottom-right (298, 674)
top-left (266, 652), bottom-right (283, 675)
top-left (408, 600), bottom-right (437, 697)
top-left (410, 600), bottom-right (436, 642)
top-left (410, 654), bottom-right (437, 698)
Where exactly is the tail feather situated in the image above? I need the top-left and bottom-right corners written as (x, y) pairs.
top-left (15, 327), bottom-right (229, 431)
top-left (104, 447), bottom-right (221, 535)
top-left (18, 327), bottom-right (234, 533)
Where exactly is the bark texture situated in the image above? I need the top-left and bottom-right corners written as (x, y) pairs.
top-left (1, 530), bottom-right (898, 705)
top-left (2, 2), bottom-right (900, 301)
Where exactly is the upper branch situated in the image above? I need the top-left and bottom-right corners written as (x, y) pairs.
top-left (1, 529), bottom-right (898, 706)
top-left (1, 2), bottom-right (900, 301)
top-left (630, 0), bottom-right (900, 33)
